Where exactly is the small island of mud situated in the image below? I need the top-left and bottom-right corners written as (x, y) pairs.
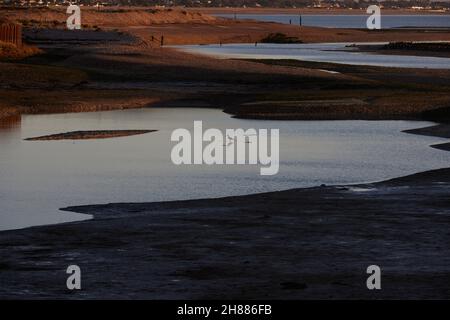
top-left (25, 130), bottom-right (157, 141)
top-left (403, 122), bottom-right (450, 151)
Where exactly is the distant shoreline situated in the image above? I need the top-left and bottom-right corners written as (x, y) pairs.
top-left (189, 7), bottom-right (450, 15)
top-left (2, 7), bottom-right (450, 125)
top-left (1, 7), bottom-right (450, 299)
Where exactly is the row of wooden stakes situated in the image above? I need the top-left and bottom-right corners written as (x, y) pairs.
top-left (0, 23), bottom-right (23, 47)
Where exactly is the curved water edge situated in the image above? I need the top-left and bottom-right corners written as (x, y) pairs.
top-left (0, 107), bottom-right (449, 231)
top-left (172, 42), bottom-right (450, 69)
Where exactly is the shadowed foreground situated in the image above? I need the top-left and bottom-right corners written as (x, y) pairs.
top-left (0, 168), bottom-right (449, 299)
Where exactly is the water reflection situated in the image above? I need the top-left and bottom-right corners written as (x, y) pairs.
top-left (0, 108), bottom-right (449, 231)
top-left (215, 14), bottom-right (450, 29)
top-left (175, 43), bottom-right (450, 69)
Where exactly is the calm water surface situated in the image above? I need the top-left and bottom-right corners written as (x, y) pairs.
top-left (215, 14), bottom-right (450, 29)
top-left (0, 108), bottom-right (449, 231)
top-left (175, 43), bottom-right (450, 69)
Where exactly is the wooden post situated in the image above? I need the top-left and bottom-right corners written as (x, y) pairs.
top-left (0, 23), bottom-right (22, 47)
top-left (7, 24), bottom-right (12, 43)
top-left (16, 24), bottom-right (22, 47)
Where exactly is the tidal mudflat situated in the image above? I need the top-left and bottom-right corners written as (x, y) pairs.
top-left (0, 168), bottom-right (449, 299)
top-left (174, 43), bottom-right (450, 69)
top-left (1, 6), bottom-right (450, 301)
top-left (1, 108), bottom-right (449, 231)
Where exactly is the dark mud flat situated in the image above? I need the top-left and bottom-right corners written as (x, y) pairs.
top-left (24, 130), bottom-right (156, 141)
top-left (0, 169), bottom-right (450, 299)
top-left (431, 143), bottom-right (450, 151)
top-left (354, 41), bottom-right (450, 58)
top-left (404, 124), bottom-right (450, 151)
top-left (403, 124), bottom-right (450, 139)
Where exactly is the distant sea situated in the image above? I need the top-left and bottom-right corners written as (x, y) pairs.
top-left (215, 14), bottom-right (450, 29)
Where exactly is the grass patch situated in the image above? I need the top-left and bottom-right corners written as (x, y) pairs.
top-left (0, 41), bottom-right (41, 61)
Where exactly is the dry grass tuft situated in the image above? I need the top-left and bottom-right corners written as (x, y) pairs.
top-left (0, 41), bottom-right (41, 60)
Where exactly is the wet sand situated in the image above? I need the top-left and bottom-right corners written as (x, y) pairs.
top-left (0, 167), bottom-right (449, 299)
top-left (2, 31), bottom-right (450, 122)
top-left (2, 8), bottom-right (450, 122)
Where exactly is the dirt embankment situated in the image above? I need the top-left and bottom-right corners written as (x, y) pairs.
top-left (1, 7), bottom-right (216, 29)
top-left (0, 89), bottom-right (161, 118)
top-left (0, 53), bottom-right (163, 121)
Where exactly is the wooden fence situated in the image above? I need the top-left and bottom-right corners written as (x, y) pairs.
top-left (0, 23), bottom-right (22, 47)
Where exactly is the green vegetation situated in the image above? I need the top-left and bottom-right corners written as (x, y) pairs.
top-left (0, 41), bottom-right (41, 60)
